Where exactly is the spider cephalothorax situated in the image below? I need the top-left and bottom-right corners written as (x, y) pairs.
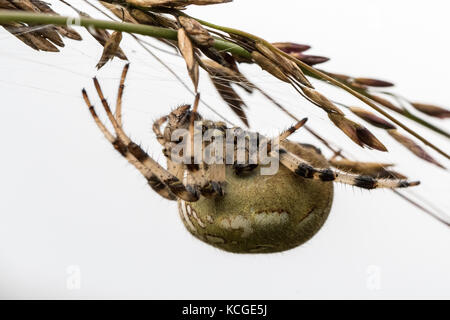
top-left (82, 65), bottom-right (420, 253)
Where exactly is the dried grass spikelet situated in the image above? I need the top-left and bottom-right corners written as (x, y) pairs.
top-left (368, 93), bottom-right (404, 113)
top-left (88, 27), bottom-right (128, 60)
top-left (200, 58), bottom-right (254, 93)
top-left (254, 42), bottom-right (312, 88)
top-left (103, 0), bottom-right (179, 30)
top-left (328, 113), bottom-right (387, 151)
top-left (2, 23), bottom-right (59, 51)
top-left (130, 8), bottom-right (179, 29)
top-left (289, 52), bottom-right (330, 66)
top-left (178, 27), bottom-right (199, 91)
top-left (59, 0), bottom-right (128, 60)
top-left (329, 159), bottom-right (407, 180)
top-left (210, 78), bottom-right (249, 126)
top-left (387, 129), bottom-right (445, 168)
top-left (353, 78), bottom-right (394, 88)
top-left (328, 72), bottom-right (352, 82)
top-left (199, 58), bottom-right (250, 125)
top-left (410, 103), bottom-right (450, 119)
top-left (349, 106), bottom-right (396, 130)
top-left (99, 1), bottom-right (138, 23)
top-left (124, 0), bottom-right (231, 9)
top-left (0, 0), bottom-right (82, 51)
top-left (30, 0), bottom-right (81, 40)
top-left (251, 51), bottom-right (290, 83)
top-left (272, 42), bottom-right (311, 53)
top-left (301, 87), bottom-right (344, 115)
top-left (178, 16), bottom-right (231, 67)
top-left (96, 31), bottom-right (123, 69)
top-left (178, 16), bottom-right (214, 47)
top-left (272, 41), bottom-right (329, 66)
top-left (100, 1), bottom-right (179, 50)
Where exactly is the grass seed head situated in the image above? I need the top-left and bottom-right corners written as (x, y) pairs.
top-left (272, 42), bottom-right (311, 53)
top-left (410, 103), bottom-right (450, 119)
top-left (301, 87), bottom-right (344, 115)
top-left (353, 77), bottom-right (394, 87)
top-left (388, 129), bottom-right (445, 168)
top-left (328, 113), bottom-right (387, 151)
top-left (349, 106), bottom-right (396, 130)
top-left (251, 51), bottom-right (290, 83)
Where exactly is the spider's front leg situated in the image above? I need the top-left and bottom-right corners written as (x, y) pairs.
top-left (82, 65), bottom-right (201, 202)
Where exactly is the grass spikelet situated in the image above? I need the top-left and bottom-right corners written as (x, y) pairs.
top-left (328, 113), bottom-right (388, 151)
top-left (301, 87), bottom-right (344, 115)
top-left (349, 106), bottom-right (396, 130)
top-left (388, 129), bottom-right (445, 169)
top-left (410, 103), bottom-right (450, 119)
top-left (178, 16), bottom-right (214, 47)
top-left (178, 26), bottom-right (199, 91)
top-left (96, 30), bottom-right (123, 69)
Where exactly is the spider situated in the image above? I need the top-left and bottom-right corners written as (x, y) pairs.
top-left (81, 64), bottom-right (420, 253)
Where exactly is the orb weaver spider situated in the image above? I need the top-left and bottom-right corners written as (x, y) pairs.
top-left (81, 64), bottom-right (420, 253)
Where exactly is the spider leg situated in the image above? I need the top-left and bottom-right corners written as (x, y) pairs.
top-left (271, 119), bottom-right (419, 189)
top-left (152, 115), bottom-right (168, 146)
top-left (329, 159), bottom-right (407, 180)
top-left (185, 118), bottom-right (222, 198)
top-left (84, 77), bottom-right (200, 202)
top-left (274, 143), bottom-right (420, 189)
top-left (82, 89), bottom-right (176, 200)
top-left (201, 124), bottom-right (226, 196)
top-left (203, 163), bottom-right (225, 196)
top-left (114, 63), bottom-right (129, 127)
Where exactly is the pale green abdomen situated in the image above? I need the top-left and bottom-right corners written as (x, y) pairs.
top-left (178, 159), bottom-right (333, 253)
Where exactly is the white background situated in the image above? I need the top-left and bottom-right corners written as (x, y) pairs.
top-left (0, 0), bottom-right (449, 299)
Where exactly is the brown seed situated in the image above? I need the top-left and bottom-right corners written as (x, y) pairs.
top-left (178, 27), bottom-right (199, 91)
top-left (410, 103), bottom-right (450, 119)
top-left (388, 129), bottom-right (445, 168)
top-left (349, 106), bottom-right (396, 130)
top-left (328, 114), bottom-right (387, 151)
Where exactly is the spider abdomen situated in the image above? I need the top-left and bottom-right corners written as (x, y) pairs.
top-left (177, 144), bottom-right (334, 253)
